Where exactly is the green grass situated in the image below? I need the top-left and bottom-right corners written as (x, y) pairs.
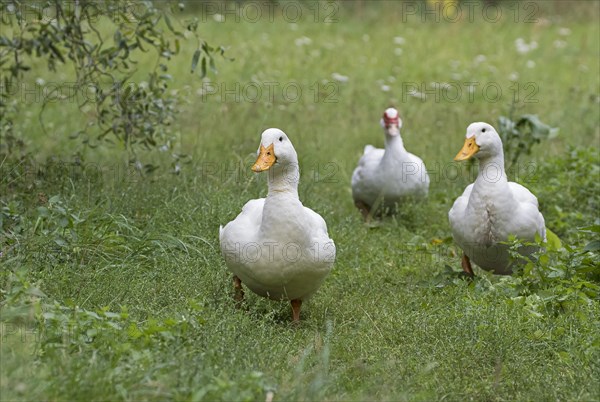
top-left (1, 1), bottom-right (600, 401)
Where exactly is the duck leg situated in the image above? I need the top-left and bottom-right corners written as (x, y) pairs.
top-left (233, 275), bottom-right (244, 304)
top-left (461, 253), bottom-right (474, 276)
top-left (291, 299), bottom-right (302, 322)
top-left (354, 201), bottom-right (371, 222)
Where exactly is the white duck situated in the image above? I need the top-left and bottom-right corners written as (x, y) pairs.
top-left (351, 107), bottom-right (430, 219)
top-left (449, 122), bottom-right (546, 275)
top-left (219, 128), bottom-right (336, 321)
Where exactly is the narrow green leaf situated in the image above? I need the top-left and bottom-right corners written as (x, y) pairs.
top-left (191, 49), bottom-right (201, 73)
top-left (200, 57), bottom-right (207, 78)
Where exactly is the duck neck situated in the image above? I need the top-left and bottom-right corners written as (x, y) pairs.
top-left (384, 134), bottom-right (407, 159)
top-left (266, 163), bottom-right (300, 197)
top-left (475, 152), bottom-right (508, 188)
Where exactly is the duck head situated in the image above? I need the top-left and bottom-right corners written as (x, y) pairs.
top-left (252, 128), bottom-right (298, 173)
top-left (380, 107), bottom-right (403, 137)
top-left (454, 122), bottom-right (503, 161)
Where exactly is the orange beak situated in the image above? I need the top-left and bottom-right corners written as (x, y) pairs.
top-left (454, 137), bottom-right (480, 161)
top-left (252, 143), bottom-right (276, 172)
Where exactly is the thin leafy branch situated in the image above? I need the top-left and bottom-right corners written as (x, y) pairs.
top-left (0, 0), bottom-right (228, 170)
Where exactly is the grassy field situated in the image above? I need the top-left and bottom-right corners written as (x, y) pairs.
top-left (1, 1), bottom-right (600, 401)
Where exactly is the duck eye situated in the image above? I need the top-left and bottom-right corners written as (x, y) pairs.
top-left (482, 128), bottom-right (486, 132)
top-left (279, 136), bottom-right (283, 142)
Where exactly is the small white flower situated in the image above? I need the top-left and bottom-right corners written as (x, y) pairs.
top-left (558, 27), bottom-right (571, 36)
top-left (474, 54), bottom-right (487, 65)
top-left (394, 36), bottom-right (406, 45)
top-left (295, 36), bottom-right (312, 47)
top-left (408, 89), bottom-right (426, 100)
top-left (553, 40), bottom-right (567, 49)
top-left (394, 48), bottom-right (403, 56)
top-left (159, 144), bottom-right (169, 152)
top-left (515, 38), bottom-right (537, 54)
top-left (36, 78), bottom-right (45, 86)
top-left (289, 23), bottom-right (298, 31)
top-left (526, 60), bottom-right (536, 69)
top-left (213, 14), bottom-right (225, 22)
top-left (381, 85), bottom-right (391, 92)
top-left (387, 76), bottom-right (396, 83)
top-left (331, 73), bottom-right (349, 83)
top-left (508, 72), bottom-right (519, 81)
top-left (139, 81), bottom-right (149, 89)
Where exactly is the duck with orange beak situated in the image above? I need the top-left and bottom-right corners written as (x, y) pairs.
top-left (449, 122), bottom-right (546, 275)
top-left (220, 128), bottom-right (336, 322)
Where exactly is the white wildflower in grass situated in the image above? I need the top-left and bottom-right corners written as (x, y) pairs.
top-left (36, 78), bottom-right (45, 86)
top-left (159, 144), bottom-right (169, 152)
top-left (394, 36), bottom-right (406, 45)
top-left (474, 54), bottom-right (487, 65)
top-left (196, 83), bottom-right (214, 97)
top-left (289, 23), bottom-right (298, 31)
top-left (558, 27), bottom-right (571, 36)
top-left (451, 73), bottom-right (462, 80)
top-left (381, 85), bottom-right (391, 92)
top-left (331, 73), bottom-right (349, 83)
top-left (295, 36), bottom-right (312, 47)
top-left (213, 13), bottom-right (225, 22)
top-left (387, 76), bottom-right (396, 83)
top-left (394, 48), bottom-right (403, 56)
top-left (508, 72), bottom-right (519, 81)
top-left (408, 89), bottom-right (426, 100)
top-left (139, 81), bottom-right (149, 89)
top-left (526, 60), bottom-right (536, 69)
top-left (515, 38), bottom-right (537, 54)
top-left (553, 40), bottom-right (567, 49)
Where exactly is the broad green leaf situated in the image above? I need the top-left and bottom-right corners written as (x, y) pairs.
top-left (545, 228), bottom-right (562, 251)
top-left (583, 240), bottom-right (600, 252)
